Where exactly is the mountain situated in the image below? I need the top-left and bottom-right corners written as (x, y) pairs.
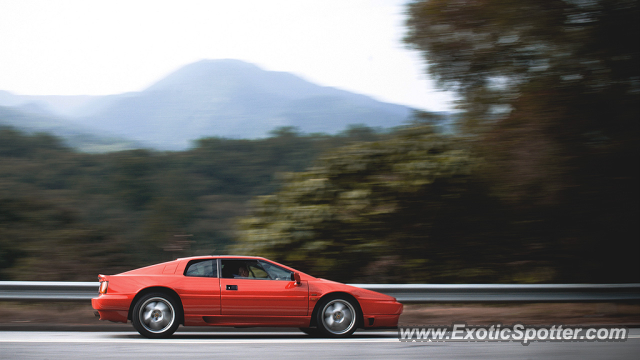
top-left (0, 106), bottom-right (142, 153)
top-left (1, 59), bottom-right (415, 150)
top-left (0, 90), bottom-right (101, 117)
top-left (74, 60), bottom-right (413, 149)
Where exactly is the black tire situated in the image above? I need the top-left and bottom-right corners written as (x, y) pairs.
top-left (132, 292), bottom-right (181, 338)
top-left (315, 295), bottom-right (359, 337)
top-left (299, 327), bottom-right (320, 336)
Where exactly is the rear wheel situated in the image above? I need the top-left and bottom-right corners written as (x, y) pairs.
top-left (132, 292), bottom-right (180, 338)
top-left (315, 296), bottom-right (359, 337)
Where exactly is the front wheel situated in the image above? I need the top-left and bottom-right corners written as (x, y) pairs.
top-left (132, 292), bottom-right (181, 338)
top-left (316, 296), bottom-right (359, 337)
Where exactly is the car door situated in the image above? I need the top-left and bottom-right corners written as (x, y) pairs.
top-left (220, 259), bottom-right (308, 316)
top-left (174, 259), bottom-right (221, 315)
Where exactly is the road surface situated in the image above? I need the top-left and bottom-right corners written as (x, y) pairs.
top-left (1, 329), bottom-right (638, 359)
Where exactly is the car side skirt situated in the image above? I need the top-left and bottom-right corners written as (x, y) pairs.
top-left (190, 315), bottom-right (311, 327)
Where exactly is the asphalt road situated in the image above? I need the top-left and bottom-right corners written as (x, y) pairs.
top-left (1, 329), bottom-right (639, 359)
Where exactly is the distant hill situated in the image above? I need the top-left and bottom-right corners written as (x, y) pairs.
top-left (75, 60), bottom-right (413, 149)
top-left (0, 106), bottom-right (141, 153)
top-left (1, 59), bottom-right (416, 150)
top-left (0, 90), bottom-right (99, 117)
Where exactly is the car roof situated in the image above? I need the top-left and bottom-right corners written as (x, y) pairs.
top-left (176, 255), bottom-right (267, 261)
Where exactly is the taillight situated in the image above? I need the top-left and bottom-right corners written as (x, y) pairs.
top-left (99, 281), bottom-right (109, 294)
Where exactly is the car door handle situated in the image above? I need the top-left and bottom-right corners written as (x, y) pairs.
top-left (226, 285), bottom-right (238, 290)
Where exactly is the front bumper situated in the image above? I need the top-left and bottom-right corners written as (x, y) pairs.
top-left (360, 300), bottom-right (403, 328)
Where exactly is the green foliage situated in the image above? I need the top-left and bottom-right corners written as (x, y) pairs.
top-left (235, 126), bottom-right (486, 282)
top-left (0, 195), bottom-right (129, 280)
top-left (0, 127), bottom-right (68, 157)
top-left (0, 125), bottom-right (386, 280)
top-left (401, 0), bottom-right (639, 282)
top-left (405, 0), bottom-right (639, 133)
top-left (233, 122), bottom-right (638, 283)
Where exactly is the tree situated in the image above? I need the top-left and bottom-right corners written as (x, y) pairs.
top-left (405, 0), bottom-right (639, 282)
top-left (233, 126), bottom-right (515, 283)
top-left (405, 0), bottom-right (639, 133)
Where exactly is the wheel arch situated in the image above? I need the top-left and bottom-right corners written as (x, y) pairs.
top-left (128, 286), bottom-right (184, 324)
top-left (309, 291), bottom-right (363, 329)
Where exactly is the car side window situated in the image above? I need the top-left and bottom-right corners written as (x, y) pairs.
top-left (221, 259), bottom-right (247, 279)
top-left (247, 263), bottom-right (270, 279)
top-left (259, 260), bottom-right (293, 281)
top-left (184, 259), bottom-right (217, 277)
top-left (220, 259), bottom-right (290, 280)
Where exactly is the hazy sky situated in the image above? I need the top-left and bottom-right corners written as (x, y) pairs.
top-left (0, 0), bottom-right (454, 111)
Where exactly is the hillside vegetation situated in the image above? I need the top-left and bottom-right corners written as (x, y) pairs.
top-left (1, 119), bottom-right (636, 283)
top-left (0, 125), bottom-right (385, 280)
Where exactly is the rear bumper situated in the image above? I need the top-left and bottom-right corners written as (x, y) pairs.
top-left (92, 295), bottom-right (131, 323)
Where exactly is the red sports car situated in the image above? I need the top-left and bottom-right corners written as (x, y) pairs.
top-left (91, 256), bottom-right (403, 338)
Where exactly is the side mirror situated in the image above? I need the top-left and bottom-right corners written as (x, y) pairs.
top-left (292, 272), bottom-right (301, 285)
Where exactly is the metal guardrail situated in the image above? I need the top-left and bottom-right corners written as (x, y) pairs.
top-left (0, 281), bottom-right (97, 301)
top-left (0, 281), bottom-right (639, 303)
top-left (350, 283), bottom-right (640, 303)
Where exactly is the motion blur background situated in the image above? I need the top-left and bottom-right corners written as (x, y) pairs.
top-left (0, 0), bottom-right (637, 285)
